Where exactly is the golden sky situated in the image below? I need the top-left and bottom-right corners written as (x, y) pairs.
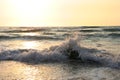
top-left (0, 0), bottom-right (120, 27)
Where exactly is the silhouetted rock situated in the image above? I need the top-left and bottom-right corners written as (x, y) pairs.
top-left (69, 50), bottom-right (79, 59)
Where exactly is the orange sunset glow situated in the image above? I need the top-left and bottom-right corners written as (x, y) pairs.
top-left (0, 0), bottom-right (120, 26)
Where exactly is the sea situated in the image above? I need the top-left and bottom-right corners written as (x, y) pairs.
top-left (0, 26), bottom-right (120, 80)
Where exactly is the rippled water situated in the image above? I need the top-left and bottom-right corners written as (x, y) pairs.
top-left (0, 26), bottom-right (120, 80)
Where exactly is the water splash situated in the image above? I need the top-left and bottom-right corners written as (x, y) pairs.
top-left (0, 36), bottom-right (120, 68)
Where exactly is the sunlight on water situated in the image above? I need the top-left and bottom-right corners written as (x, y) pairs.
top-left (0, 40), bottom-right (62, 50)
top-left (22, 33), bottom-right (39, 36)
top-left (22, 66), bottom-right (39, 80)
top-left (0, 61), bottom-right (43, 80)
top-left (0, 61), bottom-right (67, 80)
top-left (0, 27), bottom-right (120, 80)
top-left (21, 41), bottom-right (61, 50)
top-left (1, 61), bottom-right (120, 80)
top-left (22, 41), bottom-right (38, 49)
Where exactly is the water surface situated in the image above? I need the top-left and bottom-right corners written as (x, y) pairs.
top-left (0, 26), bottom-right (120, 80)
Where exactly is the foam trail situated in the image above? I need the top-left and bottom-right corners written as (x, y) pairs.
top-left (0, 36), bottom-right (120, 68)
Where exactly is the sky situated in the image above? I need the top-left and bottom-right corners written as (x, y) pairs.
top-left (0, 0), bottom-right (120, 27)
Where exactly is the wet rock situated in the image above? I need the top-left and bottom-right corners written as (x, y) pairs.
top-left (69, 50), bottom-right (79, 59)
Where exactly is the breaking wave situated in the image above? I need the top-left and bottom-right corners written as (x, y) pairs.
top-left (0, 36), bottom-right (120, 68)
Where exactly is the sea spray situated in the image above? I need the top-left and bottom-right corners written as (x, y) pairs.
top-left (0, 35), bottom-right (81, 63)
top-left (0, 36), bottom-right (120, 68)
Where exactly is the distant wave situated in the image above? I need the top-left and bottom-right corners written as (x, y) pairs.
top-left (103, 28), bottom-right (120, 32)
top-left (108, 33), bottom-right (120, 38)
top-left (84, 33), bottom-right (120, 39)
top-left (79, 30), bottom-right (101, 32)
top-left (0, 35), bottom-right (64, 40)
top-left (0, 28), bottom-right (49, 33)
top-left (81, 26), bottom-right (102, 28)
top-left (0, 37), bottom-right (120, 68)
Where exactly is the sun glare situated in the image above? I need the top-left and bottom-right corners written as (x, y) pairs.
top-left (9, 0), bottom-right (56, 26)
top-left (23, 41), bottom-right (38, 49)
top-left (1, 0), bottom-right (120, 26)
top-left (23, 33), bottom-right (38, 36)
top-left (12, 0), bottom-right (49, 15)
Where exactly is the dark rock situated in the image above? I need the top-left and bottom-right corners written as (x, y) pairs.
top-left (6, 57), bottom-right (13, 60)
top-left (69, 50), bottom-right (79, 59)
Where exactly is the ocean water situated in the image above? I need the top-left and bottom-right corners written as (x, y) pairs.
top-left (0, 26), bottom-right (120, 80)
